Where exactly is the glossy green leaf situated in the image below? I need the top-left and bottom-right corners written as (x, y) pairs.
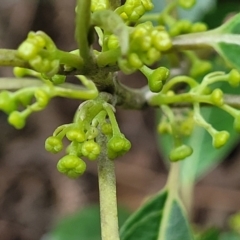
top-left (120, 189), bottom-right (194, 240)
top-left (212, 13), bottom-right (240, 71)
top-left (44, 205), bottom-right (130, 240)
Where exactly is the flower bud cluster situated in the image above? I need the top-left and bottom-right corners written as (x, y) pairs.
top-left (0, 84), bottom-right (52, 129)
top-left (118, 22), bottom-right (172, 74)
top-left (17, 31), bottom-right (59, 77)
top-left (169, 20), bottom-right (208, 37)
top-left (116, 0), bottom-right (153, 22)
top-left (45, 99), bottom-right (131, 178)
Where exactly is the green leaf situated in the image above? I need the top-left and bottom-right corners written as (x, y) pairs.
top-left (44, 205), bottom-right (130, 240)
top-left (120, 189), bottom-right (194, 240)
top-left (212, 13), bottom-right (240, 71)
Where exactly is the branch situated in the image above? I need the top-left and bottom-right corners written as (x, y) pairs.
top-left (97, 133), bottom-right (120, 240)
top-left (75, 0), bottom-right (95, 67)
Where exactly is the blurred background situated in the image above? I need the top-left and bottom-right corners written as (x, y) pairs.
top-left (0, 0), bottom-right (240, 239)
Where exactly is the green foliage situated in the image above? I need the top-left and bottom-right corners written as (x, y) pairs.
top-left (120, 189), bottom-right (193, 240)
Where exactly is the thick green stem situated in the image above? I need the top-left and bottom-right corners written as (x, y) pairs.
top-left (98, 134), bottom-right (120, 240)
top-left (75, 0), bottom-right (94, 67)
top-left (0, 49), bottom-right (30, 68)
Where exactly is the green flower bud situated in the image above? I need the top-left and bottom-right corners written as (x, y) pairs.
top-left (91, 0), bottom-right (109, 11)
top-left (228, 69), bottom-right (240, 87)
top-left (66, 129), bottom-right (86, 143)
top-left (107, 34), bottom-right (119, 50)
top-left (57, 155), bottom-right (86, 178)
top-left (101, 122), bottom-right (113, 135)
top-left (45, 136), bottom-right (63, 153)
top-left (34, 89), bottom-right (50, 108)
top-left (118, 58), bottom-right (136, 74)
top-left (148, 67), bottom-right (169, 92)
top-left (178, 0), bottom-right (196, 9)
top-left (210, 88), bottom-right (224, 107)
top-left (141, 0), bottom-right (154, 11)
top-left (152, 31), bottom-right (172, 52)
top-left (107, 134), bottom-right (131, 160)
top-left (169, 145), bottom-right (193, 162)
top-left (18, 41), bottom-right (40, 60)
top-left (190, 22), bottom-right (208, 33)
top-left (0, 91), bottom-right (17, 114)
top-left (51, 75), bottom-right (66, 85)
top-left (178, 20), bottom-right (192, 33)
top-left (128, 53), bottom-right (143, 69)
top-left (8, 111), bottom-right (26, 129)
top-left (157, 121), bottom-right (172, 134)
top-left (212, 131), bottom-right (229, 148)
top-left (81, 140), bottom-right (101, 160)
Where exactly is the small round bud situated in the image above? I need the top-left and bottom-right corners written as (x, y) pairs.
top-left (107, 35), bottom-right (119, 50)
top-left (101, 122), bottom-right (113, 135)
top-left (0, 91), bottom-right (17, 114)
top-left (169, 145), bottom-right (193, 162)
top-left (8, 111), bottom-right (26, 129)
top-left (178, 0), bottom-right (196, 9)
top-left (152, 31), bottom-right (172, 52)
top-left (157, 121), bottom-right (172, 134)
top-left (45, 136), bottom-right (63, 153)
top-left (107, 135), bottom-right (131, 160)
top-left (149, 67), bottom-right (169, 92)
top-left (228, 69), bottom-right (240, 87)
top-left (128, 53), bottom-right (143, 69)
top-left (82, 140), bottom-right (101, 160)
top-left (212, 131), bottom-right (229, 148)
top-left (210, 89), bottom-right (224, 106)
top-left (57, 155), bottom-right (86, 178)
top-left (51, 75), bottom-right (66, 85)
top-left (66, 129), bottom-right (86, 143)
top-left (190, 22), bottom-right (208, 33)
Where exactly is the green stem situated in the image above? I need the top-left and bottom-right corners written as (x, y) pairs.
top-left (0, 78), bottom-right (43, 89)
top-left (97, 49), bottom-right (121, 67)
top-left (75, 0), bottom-right (94, 66)
top-left (166, 162), bottom-right (180, 194)
top-left (0, 49), bottom-right (30, 68)
top-left (98, 134), bottom-right (120, 240)
top-left (56, 50), bottom-right (84, 70)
